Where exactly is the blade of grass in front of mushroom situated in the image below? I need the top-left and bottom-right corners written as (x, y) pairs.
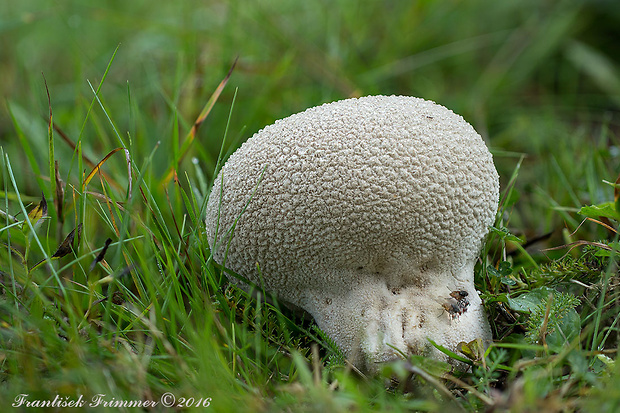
top-left (202, 87), bottom-right (239, 218)
top-left (200, 90), bottom-right (241, 266)
top-left (207, 89), bottom-right (243, 263)
top-left (178, 170), bottom-right (231, 303)
top-left (217, 164), bottom-right (267, 273)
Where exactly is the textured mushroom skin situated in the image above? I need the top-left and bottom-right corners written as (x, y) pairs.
top-left (206, 95), bottom-right (499, 371)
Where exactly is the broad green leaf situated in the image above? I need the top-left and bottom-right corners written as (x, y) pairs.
top-left (507, 286), bottom-right (554, 313)
top-left (546, 308), bottom-right (580, 353)
top-left (488, 261), bottom-right (516, 286)
top-left (457, 338), bottom-right (485, 362)
top-left (595, 242), bottom-right (620, 257)
top-left (579, 202), bottom-right (620, 221)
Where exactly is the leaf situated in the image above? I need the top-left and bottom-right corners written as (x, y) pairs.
top-left (487, 261), bottom-right (516, 286)
top-left (52, 224), bottom-right (82, 258)
top-left (595, 241), bottom-right (620, 257)
top-left (507, 286), bottom-right (555, 313)
top-left (23, 193), bottom-right (48, 230)
top-left (579, 202), bottom-right (620, 222)
top-left (426, 338), bottom-right (472, 364)
top-left (89, 238), bottom-right (112, 272)
top-left (457, 338), bottom-right (486, 362)
top-left (489, 226), bottom-right (524, 243)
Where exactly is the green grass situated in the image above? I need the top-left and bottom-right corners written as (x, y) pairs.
top-left (1, 0), bottom-right (620, 411)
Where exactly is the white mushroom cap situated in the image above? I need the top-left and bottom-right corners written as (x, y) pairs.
top-left (206, 95), bottom-right (499, 372)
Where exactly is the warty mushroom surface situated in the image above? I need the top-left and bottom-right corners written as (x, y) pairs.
top-left (205, 95), bottom-right (499, 372)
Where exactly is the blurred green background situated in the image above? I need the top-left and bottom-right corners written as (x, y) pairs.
top-left (1, 0), bottom-right (620, 245)
top-left (2, 1), bottom-right (620, 410)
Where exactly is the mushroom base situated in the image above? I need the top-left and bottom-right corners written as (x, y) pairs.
top-left (298, 269), bottom-right (492, 372)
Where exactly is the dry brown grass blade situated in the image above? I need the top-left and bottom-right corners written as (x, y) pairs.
top-left (441, 373), bottom-right (494, 406)
top-left (543, 240), bottom-right (612, 260)
top-left (89, 238), bottom-right (112, 273)
top-left (52, 123), bottom-right (123, 192)
top-left (82, 148), bottom-right (130, 193)
top-left (403, 361), bottom-right (467, 413)
top-left (586, 217), bottom-right (618, 234)
top-left (52, 223), bottom-right (83, 258)
top-left (161, 57), bottom-right (238, 185)
top-left (79, 190), bottom-right (126, 211)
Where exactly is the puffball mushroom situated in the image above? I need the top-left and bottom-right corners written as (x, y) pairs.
top-left (206, 95), bottom-right (499, 372)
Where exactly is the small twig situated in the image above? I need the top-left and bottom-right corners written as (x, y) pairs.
top-left (568, 217), bottom-right (588, 237)
top-left (404, 361), bottom-right (467, 413)
top-left (442, 373), bottom-right (494, 406)
top-left (311, 343), bottom-right (321, 386)
top-left (344, 359), bottom-right (368, 381)
top-left (543, 240), bottom-right (612, 261)
top-left (585, 217), bottom-right (618, 234)
top-left (570, 279), bottom-right (594, 289)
